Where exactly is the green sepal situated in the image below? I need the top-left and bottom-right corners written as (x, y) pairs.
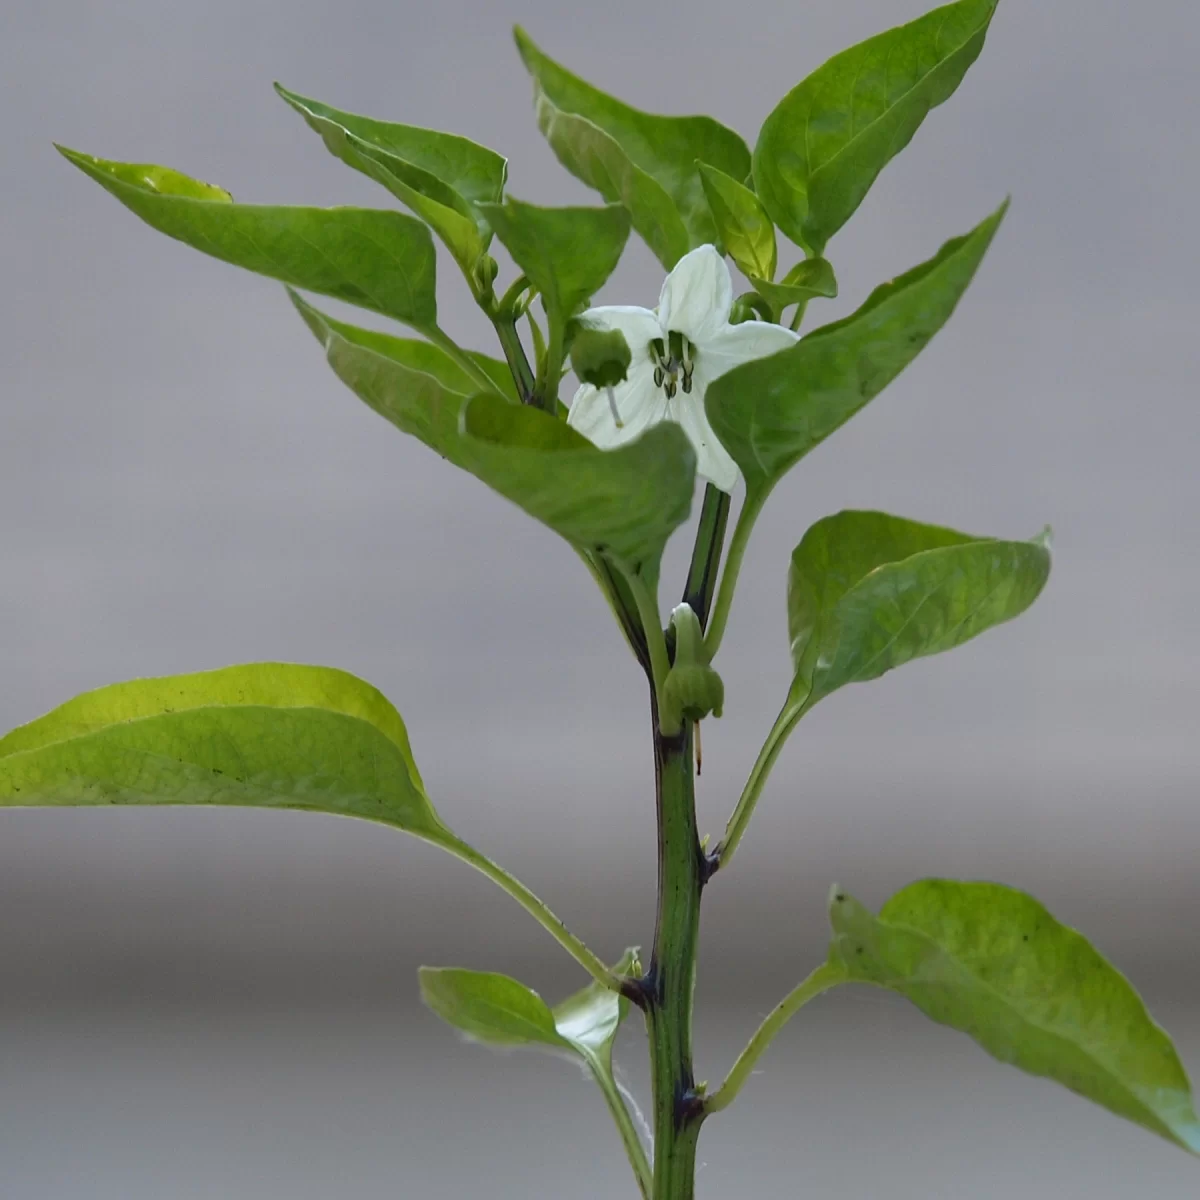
top-left (829, 883), bottom-right (1200, 1155)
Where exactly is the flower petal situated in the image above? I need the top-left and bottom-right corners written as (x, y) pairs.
top-left (673, 394), bottom-right (740, 493)
top-left (567, 364), bottom-right (665, 450)
top-left (693, 320), bottom-right (799, 385)
top-left (657, 246), bottom-right (733, 345)
top-left (573, 305), bottom-right (662, 359)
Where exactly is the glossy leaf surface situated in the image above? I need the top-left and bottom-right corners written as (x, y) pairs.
top-left (830, 883), bottom-right (1200, 1154)
top-left (515, 27), bottom-right (750, 249)
top-left (58, 146), bottom-right (439, 330)
top-left (707, 203), bottom-right (1004, 496)
top-left (478, 198), bottom-right (630, 327)
top-left (754, 0), bottom-right (998, 253)
top-left (458, 393), bottom-right (694, 583)
top-left (698, 163), bottom-right (777, 280)
top-left (788, 510), bottom-right (1050, 705)
top-left (276, 86), bottom-right (503, 277)
top-left (0, 664), bottom-right (443, 835)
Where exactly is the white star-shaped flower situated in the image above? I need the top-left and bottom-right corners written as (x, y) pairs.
top-left (567, 245), bottom-right (799, 492)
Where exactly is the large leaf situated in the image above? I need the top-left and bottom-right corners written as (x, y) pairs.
top-left (788, 510), bottom-right (1050, 706)
top-left (276, 86), bottom-right (505, 280)
top-left (514, 27), bottom-right (750, 249)
top-left (291, 291), bottom-right (514, 463)
top-left (707, 203), bottom-right (1004, 497)
top-left (754, 0), bottom-right (998, 254)
top-left (58, 146), bottom-right (438, 331)
top-left (528, 91), bottom-right (688, 269)
top-left (698, 164), bottom-right (776, 281)
top-left (0, 663), bottom-right (445, 836)
top-left (829, 883), bottom-right (1200, 1155)
top-left (477, 198), bottom-right (630, 327)
top-left (274, 84), bottom-right (507, 205)
top-left (457, 393), bottom-right (694, 585)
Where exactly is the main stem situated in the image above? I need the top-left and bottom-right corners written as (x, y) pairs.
top-left (645, 710), bottom-right (707, 1199)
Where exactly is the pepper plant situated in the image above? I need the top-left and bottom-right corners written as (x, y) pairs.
top-left (10, 1), bottom-right (1198, 1195)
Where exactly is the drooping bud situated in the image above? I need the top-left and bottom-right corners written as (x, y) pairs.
top-left (663, 603), bottom-right (725, 723)
top-left (568, 322), bottom-right (632, 389)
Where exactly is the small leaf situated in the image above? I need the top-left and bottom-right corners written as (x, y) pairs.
top-left (458, 393), bottom-right (695, 586)
top-left (529, 92), bottom-right (689, 269)
top-left (420, 949), bottom-right (638, 1057)
top-left (698, 163), bottom-right (776, 281)
top-left (749, 257), bottom-right (837, 317)
top-left (754, 0), bottom-right (998, 253)
top-left (276, 86), bottom-right (505, 279)
top-left (707, 204), bottom-right (1004, 496)
top-left (420, 968), bottom-right (568, 1048)
top-left (515, 27), bottom-right (750, 249)
top-left (292, 292), bottom-right (513, 461)
top-left (58, 146), bottom-right (438, 331)
top-left (0, 663), bottom-right (444, 836)
top-left (275, 84), bottom-right (507, 205)
top-left (829, 883), bottom-right (1200, 1155)
top-left (477, 197), bottom-right (630, 326)
top-left (788, 511), bottom-right (1050, 705)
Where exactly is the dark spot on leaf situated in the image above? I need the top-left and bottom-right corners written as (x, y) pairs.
top-left (834, 892), bottom-right (846, 902)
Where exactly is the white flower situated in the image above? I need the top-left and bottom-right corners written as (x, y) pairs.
top-left (567, 245), bottom-right (799, 493)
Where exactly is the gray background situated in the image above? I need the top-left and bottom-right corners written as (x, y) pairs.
top-left (2, 0), bottom-right (1197, 1195)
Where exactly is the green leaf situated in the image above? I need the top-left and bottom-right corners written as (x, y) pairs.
top-left (514, 27), bottom-right (750, 249)
top-left (457, 393), bottom-right (695, 586)
top-left (419, 949), bottom-right (637, 1057)
top-left (292, 291), bottom-right (514, 461)
top-left (698, 163), bottom-right (776, 281)
top-left (754, 0), bottom-right (998, 253)
top-left (749, 257), bottom-right (837, 318)
top-left (420, 968), bottom-right (568, 1048)
top-left (477, 197), bottom-right (630, 326)
top-left (528, 91), bottom-right (689, 270)
top-left (58, 146), bottom-right (438, 331)
top-left (275, 85), bottom-right (506, 280)
top-left (0, 663), bottom-right (445, 837)
top-left (789, 510), bottom-right (1050, 706)
top-left (274, 84), bottom-right (507, 205)
top-left (707, 203), bottom-right (1004, 497)
top-left (829, 883), bottom-right (1200, 1155)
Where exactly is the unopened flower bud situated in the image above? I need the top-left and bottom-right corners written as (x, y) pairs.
top-left (664, 604), bottom-right (724, 722)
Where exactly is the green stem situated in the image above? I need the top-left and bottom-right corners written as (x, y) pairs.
top-left (704, 962), bottom-right (846, 1114)
top-left (712, 693), bottom-right (807, 871)
top-left (681, 484), bottom-right (731, 631)
top-left (623, 569), bottom-right (674, 733)
top-left (534, 319), bottom-right (565, 414)
top-left (489, 315), bottom-right (536, 404)
top-left (788, 297), bottom-right (811, 332)
top-left (703, 485), bottom-right (768, 660)
top-left (436, 832), bottom-right (621, 992)
top-left (585, 1048), bottom-right (653, 1200)
top-left (645, 717), bottom-right (706, 1200)
top-left (426, 323), bottom-right (498, 395)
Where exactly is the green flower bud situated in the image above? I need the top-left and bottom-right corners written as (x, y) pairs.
top-left (663, 603), bottom-right (725, 723)
top-left (471, 254), bottom-right (499, 297)
top-left (568, 322), bottom-right (632, 389)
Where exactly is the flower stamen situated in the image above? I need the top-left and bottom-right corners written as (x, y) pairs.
top-left (605, 385), bottom-right (624, 429)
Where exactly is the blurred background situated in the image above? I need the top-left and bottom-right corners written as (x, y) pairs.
top-left (2, 0), bottom-right (1197, 1195)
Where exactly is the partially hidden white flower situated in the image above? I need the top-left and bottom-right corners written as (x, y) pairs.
top-left (567, 245), bottom-right (799, 493)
